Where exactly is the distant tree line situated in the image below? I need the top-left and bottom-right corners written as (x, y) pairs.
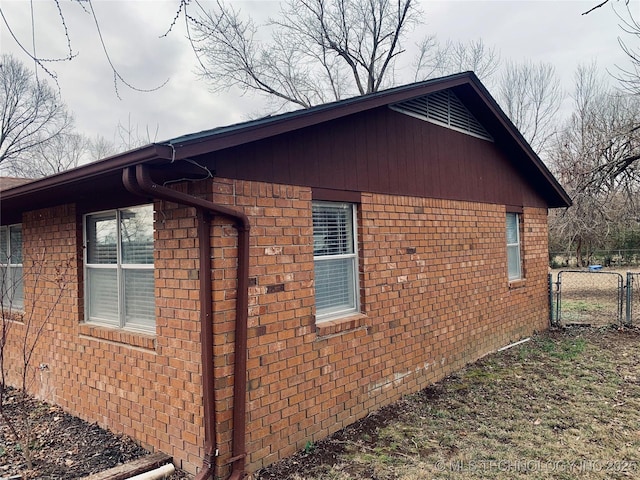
top-left (547, 61), bottom-right (639, 267)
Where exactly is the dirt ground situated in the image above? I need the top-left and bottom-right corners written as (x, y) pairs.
top-left (0, 390), bottom-right (190, 479)
top-left (3, 326), bottom-right (640, 479)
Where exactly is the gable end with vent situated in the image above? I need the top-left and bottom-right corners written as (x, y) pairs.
top-left (390, 90), bottom-right (493, 142)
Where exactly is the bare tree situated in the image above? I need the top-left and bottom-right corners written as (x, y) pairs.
top-left (613, 2), bottom-right (640, 96)
top-left (579, 2), bottom-right (640, 185)
top-left (549, 63), bottom-right (640, 264)
top-left (188, 0), bottom-right (504, 112)
top-left (4, 113), bottom-right (163, 179)
top-left (84, 121), bottom-right (157, 165)
top-left (189, 0), bottom-right (422, 109)
top-left (497, 60), bottom-right (563, 156)
top-left (88, 134), bottom-right (118, 162)
top-left (414, 38), bottom-right (500, 83)
top-left (115, 115), bottom-right (159, 151)
top-left (5, 132), bottom-right (90, 179)
top-left (583, 0), bottom-right (640, 95)
top-left (574, 64), bottom-right (639, 189)
top-left (0, 54), bottom-right (72, 172)
top-left (0, 244), bottom-right (71, 470)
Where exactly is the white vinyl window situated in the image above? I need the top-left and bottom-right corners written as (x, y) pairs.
top-left (312, 201), bottom-right (359, 321)
top-left (506, 212), bottom-right (522, 281)
top-left (84, 205), bottom-right (155, 333)
top-left (0, 224), bottom-right (23, 311)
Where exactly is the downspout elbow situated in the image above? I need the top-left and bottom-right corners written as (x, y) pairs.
top-left (134, 165), bottom-right (250, 229)
top-left (235, 216), bottom-right (251, 234)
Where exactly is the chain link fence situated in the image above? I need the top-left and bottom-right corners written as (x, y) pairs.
top-left (551, 271), bottom-right (625, 326)
top-left (550, 270), bottom-right (640, 327)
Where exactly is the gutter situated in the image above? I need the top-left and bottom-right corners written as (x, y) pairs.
top-left (3, 145), bottom-right (173, 200)
top-left (123, 164), bottom-right (250, 480)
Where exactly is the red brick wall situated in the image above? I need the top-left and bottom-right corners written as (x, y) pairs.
top-left (4, 199), bottom-right (208, 474)
top-left (3, 205), bottom-right (81, 403)
top-left (235, 187), bottom-right (549, 471)
top-left (4, 179), bottom-right (550, 476)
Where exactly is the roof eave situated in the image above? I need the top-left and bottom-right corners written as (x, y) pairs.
top-left (0, 144), bottom-right (174, 201)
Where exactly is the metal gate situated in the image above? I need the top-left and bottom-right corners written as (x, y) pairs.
top-left (551, 270), bottom-right (626, 326)
top-left (630, 273), bottom-right (640, 325)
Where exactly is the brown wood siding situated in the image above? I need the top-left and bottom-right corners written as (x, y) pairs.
top-left (202, 107), bottom-right (547, 207)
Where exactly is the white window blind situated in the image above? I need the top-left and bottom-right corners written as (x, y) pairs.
top-left (85, 205), bottom-right (155, 332)
top-left (313, 202), bottom-right (359, 320)
top-left (123, 269), bottom-right (155, 329)
top-left (506, 212), bottom-right (522, 281)
top-left (87, 269), bottom-right (119, 325)
top-left (87, 213), bottom-right (118, 264)
top-left (0, 224), bottom-right (23, 311)
top-left (121, 207), bottom-right (154, 264)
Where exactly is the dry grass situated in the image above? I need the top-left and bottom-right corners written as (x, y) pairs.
top-left (259, 327), bottom-right (640, 479)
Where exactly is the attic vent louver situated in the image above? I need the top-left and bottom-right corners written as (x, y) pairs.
top-left (390, 91), bottom-right (493, 141)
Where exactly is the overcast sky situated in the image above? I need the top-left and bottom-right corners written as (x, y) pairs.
top-left (0, 0), bottom-right (631, 146)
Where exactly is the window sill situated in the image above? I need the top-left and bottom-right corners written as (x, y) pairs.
top-left (78, 323), bottom-right (156, 350)
top-left (508, 279), bottom-right (527, 290)
top-left (316, 313), bottom-right (368, 338)
top-left (0, 310), bottom-right (25, 323)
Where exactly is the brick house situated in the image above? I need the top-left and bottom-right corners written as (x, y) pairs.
top-left (0, 72), bottom-right (570, 478)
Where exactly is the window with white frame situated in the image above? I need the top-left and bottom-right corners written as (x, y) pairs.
top-left (312, 201), bottom-right (359, 320)
top-left (0, 224), bottom-right (23, 311)
top-left (84, 205), bottom-right (155, 332)
top-left (506, 212), bottom-right (522, 281)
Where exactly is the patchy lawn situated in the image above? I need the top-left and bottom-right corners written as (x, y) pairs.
top-left (257, 327), bottom-right (640, 479)
top-left (3, 327), bottom-right (640, 479)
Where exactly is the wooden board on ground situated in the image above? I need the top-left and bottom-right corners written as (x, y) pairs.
top-left (81, 453), bottom-right (173, 480)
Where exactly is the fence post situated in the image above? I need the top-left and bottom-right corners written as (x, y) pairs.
top-left (548, 273), bottom-right (554, 327)
top-left (555, 272), bottom-right (562, 327)
top-left (626, 272), bottom-right (633, 327)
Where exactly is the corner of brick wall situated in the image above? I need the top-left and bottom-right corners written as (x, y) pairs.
top-left (6, 181), bottom-right (551, 477)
